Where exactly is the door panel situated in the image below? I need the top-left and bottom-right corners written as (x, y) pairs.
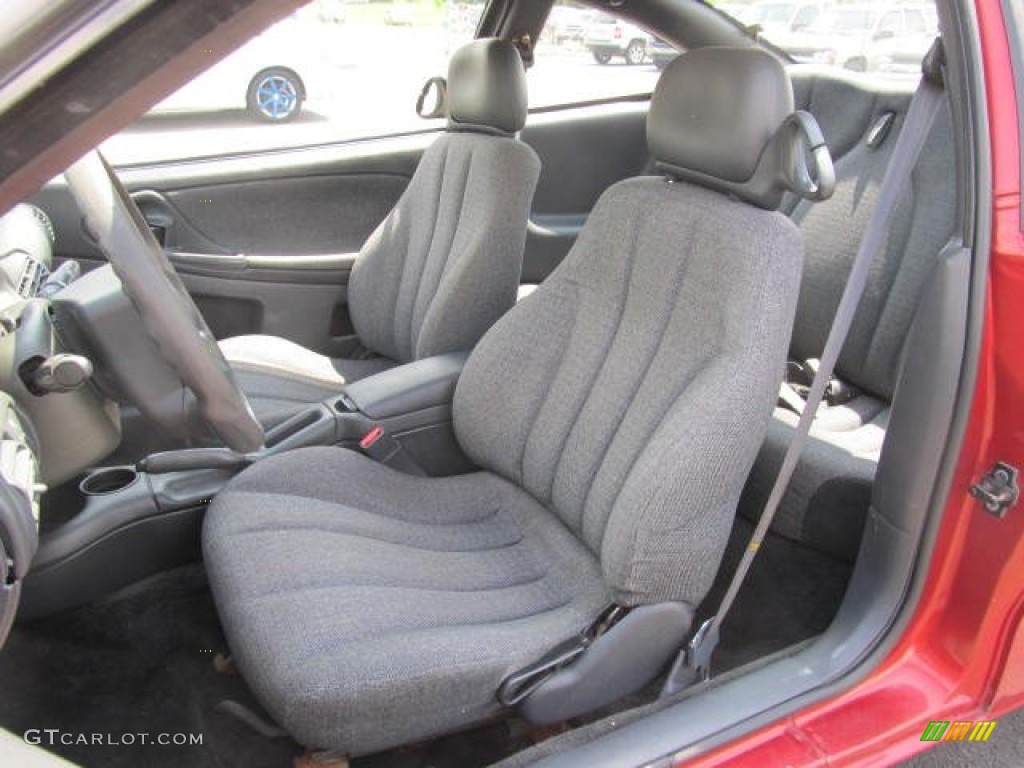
top-left (521, 101), bottom-right (650, 283)
top-left (33, 101), bottom-right (652, 353)
top-left (161, 174), bottom-right (408, 255)
top-left (33, 137), bottom-right (432, 354)
top-left (178, 271), bottom-right (357, 354)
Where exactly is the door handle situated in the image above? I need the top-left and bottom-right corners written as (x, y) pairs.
top-left (166, 251), bottom-right (246, 274)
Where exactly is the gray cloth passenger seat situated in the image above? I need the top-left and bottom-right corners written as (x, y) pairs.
top-left (203, 47), bottom-right (831, 756)
top-left (220, 39), bottom-right (541, 427)
top-left (738, 68), bottom-right (956, 560)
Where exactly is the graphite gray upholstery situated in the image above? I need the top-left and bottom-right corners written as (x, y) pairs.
top-left (454, 178), bottom-right (803, 606)
top-left (204, 448), bottom-right (609, 755)
top-left (739, 69), bottom-right (956, 560)
top-left (220, 39), bottom-right (540, 425)
top-left (348, 132), bottom-right (539, 362)
top-left (205, 46), bottom-right (807, 755)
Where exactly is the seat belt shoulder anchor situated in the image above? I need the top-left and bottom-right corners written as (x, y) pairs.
top-left (661, 617), bottom-right (719, 697)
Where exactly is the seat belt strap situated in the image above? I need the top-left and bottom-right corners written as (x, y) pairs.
top-left (662, 41), bottom-right (947, 696)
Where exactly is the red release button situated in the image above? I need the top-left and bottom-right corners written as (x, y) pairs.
top-left (359, 426), bottom-right (384, 449)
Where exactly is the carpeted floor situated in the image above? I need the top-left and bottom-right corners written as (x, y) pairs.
top-left (0, 565), bottom-right (298, 768)
top-left (697, 516), bottom-right (853, 675)
top-left (489, 517), bottom-right (853, 768)
top-left (0, 518), bottom-right (852, 768)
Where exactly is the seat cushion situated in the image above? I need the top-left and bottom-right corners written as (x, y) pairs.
top-left (203, 447), bottom-right (610, 756)
top-left (739, 398), bottom-right (888, 561)
top-left (220, 335), bottom-right (397, 427)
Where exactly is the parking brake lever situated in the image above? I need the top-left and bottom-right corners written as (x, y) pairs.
top-left (137, 448), bottom-right (252, 475)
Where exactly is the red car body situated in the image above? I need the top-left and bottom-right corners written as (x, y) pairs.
top-left (685, 1), bottom-right (1024, 765)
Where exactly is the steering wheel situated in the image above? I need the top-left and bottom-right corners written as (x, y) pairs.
top-left (64, 151), bottom-right (264, 453)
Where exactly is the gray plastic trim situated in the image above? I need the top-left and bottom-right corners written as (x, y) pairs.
top-left (344, 352), bottom-right (469, 421)
top-left (519, 603), bottom-right (693, 725)
top-left (168, 251), bottom-right (358, 284)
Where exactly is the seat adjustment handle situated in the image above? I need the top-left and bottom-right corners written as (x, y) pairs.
top-left (496, 635), bottom-right (589, 707)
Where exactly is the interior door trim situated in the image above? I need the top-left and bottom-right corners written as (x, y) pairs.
top-left (167, 250), bottom-right (357, 284)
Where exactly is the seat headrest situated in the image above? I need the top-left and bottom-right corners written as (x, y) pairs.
top-left (447, 39), bottom-right (528, 136)
top-left (648, 47), bottom-right (835, 209)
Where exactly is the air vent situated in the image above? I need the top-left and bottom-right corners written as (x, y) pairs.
top-left (17, 258), bottom-right (46, 298)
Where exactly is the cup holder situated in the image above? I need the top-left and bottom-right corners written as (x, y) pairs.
top-left (80, 467), bottom-right (139, 496)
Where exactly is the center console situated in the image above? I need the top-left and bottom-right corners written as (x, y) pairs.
top-left (19, 351), bottom-right (473, 618)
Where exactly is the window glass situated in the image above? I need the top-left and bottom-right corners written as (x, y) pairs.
top-left (749, 3), bottom-right (799, 25)
top-left (878, 11), bottom-right (904, 36)
top-left (735, 0), bottom-right (939, 82)
top-left (102, 0), bottom-right (478, 165)
top-left (529, 0), bottom-right (667, 109)
top-left (791, 6), bottom-right (819, 31)
top-left (905, 10), bottom-right (929, 35)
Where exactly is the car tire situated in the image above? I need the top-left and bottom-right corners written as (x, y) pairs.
top-left (625, 40), bottom-right (647, 65)
top-left (592, 51), bottom-right (612, 65)
top-left (246, 68), bottom-right (304, 123)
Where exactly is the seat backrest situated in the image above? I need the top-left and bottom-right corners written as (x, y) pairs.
top-left (786, 69), bottom-right (956, 401)
top-left (454, 48), bottom-right (830, 609)
top-left (348, 39), bottom-right (540, 363)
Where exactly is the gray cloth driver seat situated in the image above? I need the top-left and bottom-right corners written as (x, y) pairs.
top-left (204, 47), bottom-right (831, 757)
top-left (221, 38), bottom-right (541, 427)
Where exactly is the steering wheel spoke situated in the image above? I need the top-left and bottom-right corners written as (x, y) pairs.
top-left (64, 151), bottom-right (264, 453)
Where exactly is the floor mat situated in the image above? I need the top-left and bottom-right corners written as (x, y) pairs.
top-left (0, 565), bottom-right (532, 768)
top-left (697, 516), bottom-right (853, 675)
top-left (0, 565), bottom-right (300, 768)
top-left (490, 520), bottom-right (854, 768)
top-left (0, 520), bottom-right (852, 768)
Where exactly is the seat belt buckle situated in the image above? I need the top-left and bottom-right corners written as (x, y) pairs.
top-left (824, 377), bottom-right (859, 407)
top-left (359, 426), bottom-right (426, 476)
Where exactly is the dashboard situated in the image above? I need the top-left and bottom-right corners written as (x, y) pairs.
top-left (0, 204), bottom-right (53, 639)
top-left (0, 203), bottom-right (123, 641)
top-left (0, 200), bottom-right (125, 505)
